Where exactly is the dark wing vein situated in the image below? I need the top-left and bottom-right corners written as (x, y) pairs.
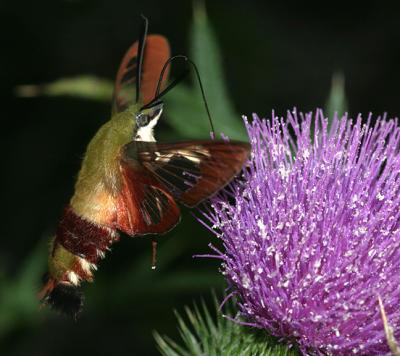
top-left (122, 140), bottom-right (250, 208)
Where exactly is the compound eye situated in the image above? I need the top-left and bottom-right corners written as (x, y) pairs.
top-left (136, 113), bottom-right (150, 128)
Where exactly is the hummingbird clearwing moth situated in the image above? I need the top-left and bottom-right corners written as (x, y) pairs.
top-left (39, 16), bottom-right (250, 318)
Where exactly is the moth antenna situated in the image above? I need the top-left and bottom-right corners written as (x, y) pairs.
top-left (151, 238), bottom-right (158, 270)
top-left (136, 14), bottom-right (149, 103)
top-left (186, 57), bottom-right (216, 137)
top-left (150, 68), bottom-right (191, 102)
top-left (143, 55), bottom-right (215, 136)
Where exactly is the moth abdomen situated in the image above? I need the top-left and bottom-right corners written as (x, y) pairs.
top-left (56, 206), bottom-right (119, 264)
top-left (40, 205), bottom-right (119, 315)
top-left (43, 282), bottom-right (84, 320)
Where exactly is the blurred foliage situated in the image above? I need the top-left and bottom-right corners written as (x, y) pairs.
top-left (0, 239), bottom-right (48, 337)
top-left (325, 71), bottom-right (348, 123)
top-left (165, 1), bottom-right (246, 140)
top-left (84, 227), bottom-right (222, 310)
top-left (15, 76), bottom-right (113, 102)
top-left (309, 71), bottom-right (347, 143)
top-left (154, 293), bottom-right (299, 356)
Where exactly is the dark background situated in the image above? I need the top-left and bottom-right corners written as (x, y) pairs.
top-left (1, 1), bottom-right (400, 355)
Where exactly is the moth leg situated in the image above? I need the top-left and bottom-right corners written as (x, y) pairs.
top-left (151, 238), bottom-right (158, 270)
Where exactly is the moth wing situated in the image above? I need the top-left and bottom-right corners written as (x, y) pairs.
top-left (112, 35), bottom-right (170, 114)
top-left (116, 155), bottom-right (180, 236)
top-left (123, 140), bottom-right (251, 208)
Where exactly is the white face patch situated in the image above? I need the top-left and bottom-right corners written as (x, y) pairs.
top-left (135, 103), bottom-right (164, 142)
top-left (135, 115), bottom-right (160, 142)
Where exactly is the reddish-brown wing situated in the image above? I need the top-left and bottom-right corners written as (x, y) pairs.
top-left (112, 35), bottom-right (170, 113)
top-left (123, 140), bottom-right (251, 208)
top-left (115, 156), bottom-right (180, 236)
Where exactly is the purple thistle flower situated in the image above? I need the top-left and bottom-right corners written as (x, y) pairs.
top-left (202, 109), bottom-right (400, 355)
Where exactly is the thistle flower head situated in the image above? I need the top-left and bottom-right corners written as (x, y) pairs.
top-left (204, 110), bottom-right (400, 355)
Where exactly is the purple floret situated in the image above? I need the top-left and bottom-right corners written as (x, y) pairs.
top-left (202, 109), bottom-right (400, 355)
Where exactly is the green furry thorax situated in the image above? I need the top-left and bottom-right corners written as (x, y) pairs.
top-left (73, 105), bottom-right (140, 196)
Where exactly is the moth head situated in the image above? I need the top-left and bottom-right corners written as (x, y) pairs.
top-left (134, 102), bottom-right (164, 141)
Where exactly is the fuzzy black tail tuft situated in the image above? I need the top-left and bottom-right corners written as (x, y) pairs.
top-left (44, 283), bottom-right (84, 320)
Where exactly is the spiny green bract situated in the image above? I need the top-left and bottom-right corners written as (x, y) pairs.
top-left (154, 295), bottom-right (300, 356)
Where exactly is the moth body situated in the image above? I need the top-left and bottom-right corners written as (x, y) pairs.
top-left (42, 111), bottom-right (137, 298)
top-left (40, 21), bottom-right (251, 318)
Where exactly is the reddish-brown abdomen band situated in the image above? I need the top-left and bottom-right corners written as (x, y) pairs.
top-left (56, 206), bottom-right (118, 264)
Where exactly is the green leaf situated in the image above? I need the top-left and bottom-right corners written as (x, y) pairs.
top-left (165, 1), bottom-right (247, 141)
top-left (15, 76), bottom-right (113, 102)
top-left (154, 293), bottom-right (300, 356)
top-left (0, 239), bottom-right (48, 337)
top-left (164, 86), bottom-right (209, 139)
top-left (325, 71), bottom-right (348, 126)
